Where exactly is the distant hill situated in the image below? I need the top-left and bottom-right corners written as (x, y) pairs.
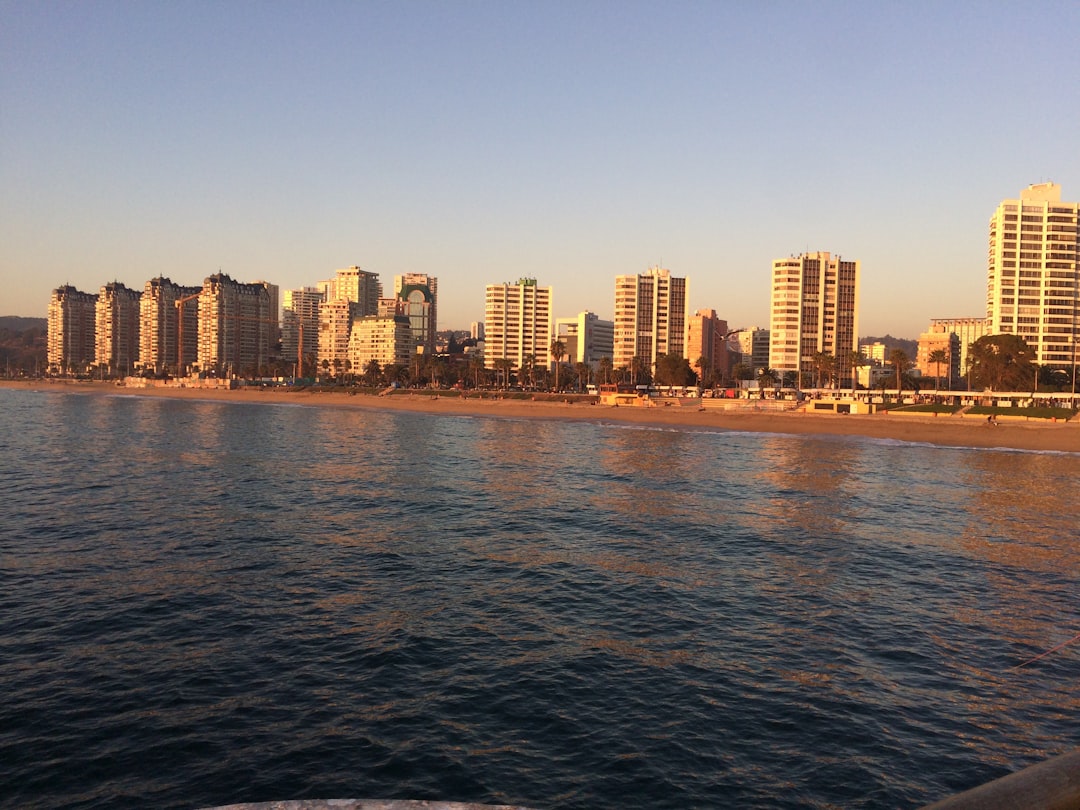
top-left (0, 317), bottom-right (47, 376)
top-left (859, 334), bottom-right (918, 358)
top-left (0, 316), bottom-right (46, 332)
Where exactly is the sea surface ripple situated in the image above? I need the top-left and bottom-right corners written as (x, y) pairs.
top-left (0, 388), bottom-right (1077, 809)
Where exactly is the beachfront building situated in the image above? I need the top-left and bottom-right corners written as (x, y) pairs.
top-left (318, 266), bottom-right (382, 316)
top-left (140, 277), bottom-right (200, 375)
top-left (394, 273), bottom-right (438, 356)
top-left (769, 252), bottom-right (860, 386)
top-left (612, 267), bottom-right (688, 376)
top-left (915, 324), bottom-right (962, 388)
top-left (483, 278), bottom-right (553, 374)
top-left (282, 287), bottom-right (324, 375)
top-left (318, 297), bottom-right (359, 376)
top-left (685, 309), bottom-right (730, 385)
top-left (732, 327), bottom-right (770, 376)
top-left (554, 311), bottom-right (614, 372)
top-left (95, 282), bottom-right (141, 377)
top-left (926, 316), bottom-right (987, 384)
top-left (347, 314), bottom-right (413, 372)
top-left (315, 266), bottom-right (382, 377)
top-left (196, 273), bottom-right (275, 377)
top-left (987, 182), bottom-right (1079, 369)
top-left (47, 285), bottom-right (97, 375)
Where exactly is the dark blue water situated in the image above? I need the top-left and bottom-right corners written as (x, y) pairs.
top-left (1, 387), bottom-right (1077, 809)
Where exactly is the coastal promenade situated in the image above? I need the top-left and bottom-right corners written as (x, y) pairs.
top-left (5, 380), bottom-right (1079, 454)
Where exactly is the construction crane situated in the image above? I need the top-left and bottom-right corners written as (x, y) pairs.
top-left (176, 293), bottom-right (280, 378)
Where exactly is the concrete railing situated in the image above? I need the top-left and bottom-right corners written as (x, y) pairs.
top-left (921, 748), bottom-right (1080, 810)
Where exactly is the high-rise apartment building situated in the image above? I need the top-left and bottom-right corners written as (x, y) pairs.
top-left (47, 285), bottom-right (97, 375)
top-left (282, 287), bottom-right (324, 373)
top-left (348, 315), bottom-right (413, 371)
top-left (394, 273), bottom-right (438, 356)
top-left (915, 325), bottom-right (961, 387)
top-left (732, 327), bottom-right (770, 375)
top-left (925, 316), bottom-right (987, 382)
top-left (769, 252), bottom-right (859, 385)
top-left (95, 282), bottom-right (141, 376)
top-left (483, 278), bottom-right (553, 372)
top-left (140, 277), bottom-right (200, 375)
top-left (685, 309), bottom-right (730, 384)
top-left (320, 266), bottom-right (381, 316)
top-left (315, 266), bottom-right (382, 374)
top-left (554, 312), bottom-right (614, 371)
top-left (987, 182), bottom-right (1079, 368)
top-left (318, 297), bottom-right (358, 374)
top-left (612, 267), bottom-right (688, 373)
top-left (197, 273), bottom-right (274, 376)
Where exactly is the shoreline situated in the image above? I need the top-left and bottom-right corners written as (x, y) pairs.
top-left (3, 379), bottom-right (1079, 453)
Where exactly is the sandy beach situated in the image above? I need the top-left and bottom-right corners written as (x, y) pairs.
top-left (4, 379), bottom-right (1079, 453)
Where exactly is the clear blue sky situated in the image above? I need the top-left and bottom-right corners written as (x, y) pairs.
top-left (3, 1), bottom-right (1079, 336)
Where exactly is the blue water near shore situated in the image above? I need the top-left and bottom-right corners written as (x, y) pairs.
top-left (1, 387), bottom-right (1077, 809)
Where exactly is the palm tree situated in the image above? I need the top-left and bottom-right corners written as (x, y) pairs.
top-left (364, 359), bottom-right (381, 387)
top-left (847, 350), bottom-right (864, 392)
top-left (695, 355), bottom-right (708, 388)
top-left (811, 351), bottom-right (836, 389)
top-left (494, 358), bottom-right (514, 389)
top-left (550, 339), bottom-right (566, 391)
top-left (758, 368), bottom-right (777, 393)
top-left (598, 356), bottom-right (613, 385)
top-left (928, 349), bottom-right (948, 391)
top-left (574, 362), bottom-right (590, 391)
top-left (889, 349), bottom-right (909, 395)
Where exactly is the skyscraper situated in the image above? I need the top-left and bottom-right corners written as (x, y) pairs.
top-left (612, 267), bottom-right (688, 374)
top-left (282, 287), bottom-right (324, 374)
top-left (320, 266), bottom-right (381, 316)
top-left (394, 273), bottom-right (438, 355)
top-left (140, 277), bottom-right (200, 375)
top-left (47, 285), bottom-right (97, 375)
top-left (197, 273), bottom-right (274, 376)
top-left (554, 311), bottom-right (614, 371)
top-left (769, 252), bottom-right (859, 385)
top-left (483, 278), bottom-right (552, 373)
top-left (685, 309), bottom-right (730, 385)
top-left (95, 282), bottom-right (141, 377)
top-left (987, 183), bottom-right (1079, 368)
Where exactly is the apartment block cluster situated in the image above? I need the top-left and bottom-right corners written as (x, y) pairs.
top-left (908, 182), bottom-right (1080, 386)
top-left (45, 182), bottom-right (1078, 387)
top-left (46, 267), bottom-right (438, 378)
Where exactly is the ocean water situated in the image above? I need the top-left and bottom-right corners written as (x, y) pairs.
top-left (0, 387), bottom-right (1077, 810)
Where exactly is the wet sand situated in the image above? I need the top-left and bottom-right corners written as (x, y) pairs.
top-left (4, 379), bottom-right (1079, 453)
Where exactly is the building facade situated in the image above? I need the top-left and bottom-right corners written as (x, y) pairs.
top-left (732, 327), bottom-right (770, 375)
top-left (282, 287), bottom-right (324, 374)
top-left (612, 267), bottom-right (688, 374)
top-left (140, 277), bottom-right (200, 375)
top-left (554, 311), bottom-right (614, 371)
top-left (47, 285), bottom-right (97, 375)
top-left (769, 252), bottom-right (860, 385)
top-left (927, 316), bottom-right (988, 382)
top-left (987, 182), bottom-right (1079, 368)
top-left (196, 273), bottom-right (274, 376)
top-left (320, 266), bottom-right (381, 316)
top-left (347, 315), bottom-right (413, 371)
top-left (685, 309), bottom-right (730, 384)
top-left (915, 325), bottom-right (961, 388)
top-left (483, 278), bottom-right (553, 372)
top-left (95, 282), bottom-right (141, 377)
top-left (317, 297), bottom-right (358, 374)
top-left (394, 273), bottom-right (438, 356)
